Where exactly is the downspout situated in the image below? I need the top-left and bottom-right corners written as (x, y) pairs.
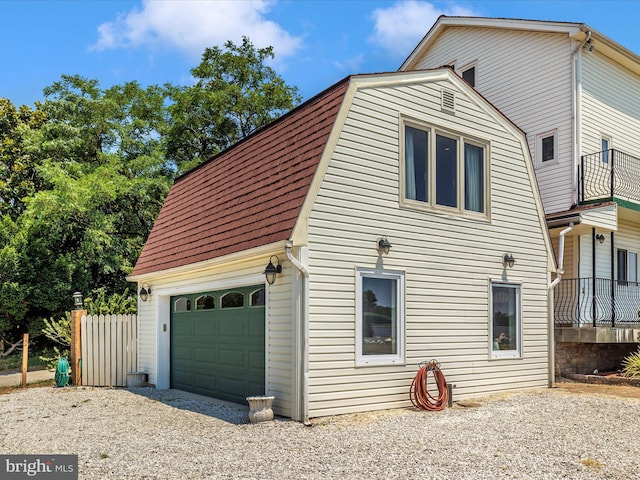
top-left (285, 240), bottom-right (310, 425)
top-left (550, 223), bottom-right (575, 289)
top-left (572, 31), bottom-right (591, 206)
top-left (548, 223), bottom-right (574, 388)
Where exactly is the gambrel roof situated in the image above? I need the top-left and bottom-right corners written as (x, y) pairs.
top-left (131, 78), bottom-right (349, 276)
top-left (132, 67), bottom-right (557, 278)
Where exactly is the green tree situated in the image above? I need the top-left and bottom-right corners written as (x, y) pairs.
top-left (0, 76), bottom-right (172, 346)
top-left (167, 36), bottom-right (301, 172)
top-left (0, 37), bottom-right (301, 348)
top-left (0, 99), bottom-right (47, 219)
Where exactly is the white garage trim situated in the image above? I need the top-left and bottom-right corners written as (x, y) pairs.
top-left (153, 274), bottom-right (266, 391)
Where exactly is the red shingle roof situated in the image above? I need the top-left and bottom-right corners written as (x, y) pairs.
top-left (131, 78), bottom-right (350, 276)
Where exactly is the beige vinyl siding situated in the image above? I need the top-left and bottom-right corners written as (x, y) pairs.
top-left (581, 204), bottom-right (618, 231)
top-left (407, 27), bottom-right (575, 214)
top-left (551, 233), bottom-right (577, 279)
top-left (579, 220), bottom-right (640, 281)
top-left (305, 79), bottom-right (549, 417)
top-left (581, 50), bottom-right (640, 158)
top-left (579, 233), bottom-right (611, 279)
top-left (135, 255), bottom-right (293, 417)
top-left (615, 219), bottom-right (640, 276)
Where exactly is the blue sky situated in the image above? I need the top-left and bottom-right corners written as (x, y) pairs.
top-left (3, 0), bottom-right (640, 108)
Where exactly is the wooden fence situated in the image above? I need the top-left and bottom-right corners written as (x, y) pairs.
top-left (80, 314), bottom-right (137, 387)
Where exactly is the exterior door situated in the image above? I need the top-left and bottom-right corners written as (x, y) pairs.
top-left (170, 285), bottom-right (265, 403)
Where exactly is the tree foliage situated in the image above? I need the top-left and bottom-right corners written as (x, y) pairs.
top-left (0, 99), bottom-right (47, 219)
top-left (167, 37), bottom-right (301, 172)
top-left (0, 37), bottom-right (300, 345)
top-left (0, 76), bottom-right (172, 342)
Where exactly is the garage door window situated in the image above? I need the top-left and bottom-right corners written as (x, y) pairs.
top-left (221, 292), bottom-right (244, 308)
top-left (251, 288), bottom-right (265, 306)
top-left (174, 297), bottom-right (191, 312)
top-left (196, 295), bottom-right (215, 310)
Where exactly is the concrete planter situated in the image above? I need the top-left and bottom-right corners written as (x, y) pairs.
top-left (246, 396), bottom-right (275, 423)
top-left (126, 372), bottom-right (147, 387)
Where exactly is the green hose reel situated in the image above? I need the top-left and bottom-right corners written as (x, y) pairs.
top-left (55, 357), bottom-right (70, 387)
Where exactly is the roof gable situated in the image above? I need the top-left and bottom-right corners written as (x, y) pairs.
top-left (131, 79), bottom-right (349, 277)
top-left (400, 16), bottom-right (640, 77)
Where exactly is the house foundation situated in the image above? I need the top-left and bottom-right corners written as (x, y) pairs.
top-left (555, 342), bottom-right (638, 377)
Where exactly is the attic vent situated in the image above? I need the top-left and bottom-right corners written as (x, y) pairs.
top-left (441, 89), bottom-right (456, 112)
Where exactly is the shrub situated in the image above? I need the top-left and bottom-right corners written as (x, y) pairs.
top-left (39, 289), bottom-right (137, 369)
top-left (620, 347), bottom-right (640, 379)
top-left (40, 312), bottom-right (71, 369)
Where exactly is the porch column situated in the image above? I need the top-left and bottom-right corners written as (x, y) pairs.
top-left (592, 228), bottom-right (597, 327)
top-left (611, 231), bottom-right (616, 327)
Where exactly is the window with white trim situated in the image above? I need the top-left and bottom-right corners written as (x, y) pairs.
top-left (490, 281), bottom-right (522, 359)
top-left (195, 295), bottom-right (215, 310)
top-left (174, 297), bottom-right (191, 312)
top-left (617, 249), bottom-right (638, 285)
top-left (461, 64), bottom-right (476, 87)
top-left (356, 268), bottom-right (405, 366)
top-left (601, 136), bottom-right (611, 164)
top-left (536, 130), bottom-right (557, 165)
top-left (403, 122), bottom-right (488, 215)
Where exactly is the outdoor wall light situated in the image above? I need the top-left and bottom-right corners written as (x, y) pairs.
top-left (73, 291), bottom-right (83, 309)
top-left (139, 283), bottom-right (151, 302)
top-left (264, 256), bottom-right (282, 285)
top-left (503, 253), bottom-right (516, 269)
top-left (595, 233), bottom-right (605, 244)
top-left (377, 237), bottom-right (392, 255)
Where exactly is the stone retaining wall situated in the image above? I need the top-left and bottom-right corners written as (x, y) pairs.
top-left (555, 342), bottom-right (637, 376)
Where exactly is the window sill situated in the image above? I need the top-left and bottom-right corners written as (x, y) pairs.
top-left (356, 358), bottom-right (405, 367)
top-left (399, 199), bottom-right (491, 223)
top-left (490, 352), bottom-right (522, 360)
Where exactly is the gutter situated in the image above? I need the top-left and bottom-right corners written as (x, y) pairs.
top-left (547, 223), bottom-right (574, 389)
top-left (285, 240), bottom-right (310, 426)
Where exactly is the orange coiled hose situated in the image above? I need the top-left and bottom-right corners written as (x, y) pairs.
top-left (410, 360), bottom-right (448, 411)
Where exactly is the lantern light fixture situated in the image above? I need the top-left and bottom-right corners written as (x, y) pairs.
top-left (73, 291), bottom-right (83, 309)
top-left (139, 283), bottom-right (152, 302)
top-left (377, 237), bottom-right (392, 255)
top-left (503, 253), bottom-right (516, 269)
top-left (264, 256), bottom-right (282, 285)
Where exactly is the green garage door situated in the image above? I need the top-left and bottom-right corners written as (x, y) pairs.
top-left (170, 285), bottom-right (265, 404)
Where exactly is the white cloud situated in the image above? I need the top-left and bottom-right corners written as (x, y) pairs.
top-left (92, 0), bottom-right (302, 60)
top-left (333, 53), bottom-right (365, 72)
top-left (369, 1), bottom-right (477, 57)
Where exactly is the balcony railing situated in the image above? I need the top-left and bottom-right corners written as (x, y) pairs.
top-left (554, 277), bottom-right (640, 327)
top-left (579, 149), bottom-right (640, 204)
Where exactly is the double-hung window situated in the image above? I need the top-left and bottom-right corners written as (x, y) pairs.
top-left (490, 281), bottom-right (522, 359)
top-left (617, 249), bottom-right (638, 285)
top-left (403, 122), bottom-right (487, 216)
top-left (356, 268), bottom-right (405, 366)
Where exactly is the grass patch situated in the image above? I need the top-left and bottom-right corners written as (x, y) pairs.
top-left (0, 379), bottom-right (54, 395)
top-left (0, 352), bottom-right (49, 372)
top-left (581, 458), bottom-right (605, 470)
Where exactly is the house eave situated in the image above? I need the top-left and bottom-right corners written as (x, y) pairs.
top-left (400, 16), bottom-right (583, 71)
top-left (126, 240), bottom-right (290, 283)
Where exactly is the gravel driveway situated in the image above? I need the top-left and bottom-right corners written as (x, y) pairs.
top-left (1, 385), bottom-right (639, 479)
